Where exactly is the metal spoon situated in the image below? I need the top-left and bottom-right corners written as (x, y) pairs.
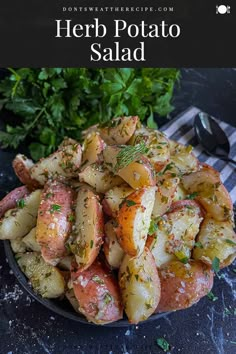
top-left (194, 112), bottom-right (236, 165)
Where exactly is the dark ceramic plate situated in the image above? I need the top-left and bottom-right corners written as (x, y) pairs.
top-left (4, 240), bottom-right (169, 326)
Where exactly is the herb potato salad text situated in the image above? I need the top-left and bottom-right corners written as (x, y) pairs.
top-left (0, 116), bottom-right (235, 324)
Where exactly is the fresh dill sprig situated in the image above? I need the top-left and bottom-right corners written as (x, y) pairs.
top-left (114, 143), bottom-right (149, 172)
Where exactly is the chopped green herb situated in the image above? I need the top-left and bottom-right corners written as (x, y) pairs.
top-left (160, 162), bottom-right (175, 175)
top-left (125, 200), bottom-right (137, 207)
top-left (68, 214), bottom-right (75, 222)
top-left (179, 257), bottom-right (189, 264)
top-left (207, 291), bottom-right (218, 302)
top-left (212, 257), bottom-right (220, 274)
top-left (104, 293), bottom-right (112, 304)
top-left (17, 198), bottom-right (25, 208)
top-left (50, 204), bottom-right (61, 213)
top-left (145, 302), bottom-right (152, 310)
top-left (46, 192), bottom-right (53, 199)
top-left (186, 192), bottom-right (199, 200)
top-left (90, 240), bottom-right (94, 248)
top-left (225, 239), bottom-right (236, 246)
top-left (114, 143), bottom-right (148, 172)
top-left (135, 274), bottom-right (139, 281)
top-left (148, 220), bottom-right (158, 235)
top-left (92, 275), bottom-right (104, 284)
top-left (194, 241), bottom-right (203, 249)
top-left (156, 338), bottom-right (170, 352)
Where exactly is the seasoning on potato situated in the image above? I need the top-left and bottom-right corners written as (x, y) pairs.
top-left (0, 115), bottom-right (234, 325)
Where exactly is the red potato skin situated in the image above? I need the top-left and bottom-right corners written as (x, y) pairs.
top-left (12, 155), bottom-right (41, 190)
top-left (0, 185), bottom-right (30, 219)
top-left (71, 260), bottom-right (123, 324)
top-left (168, 199), bottom-right (205, 217)
top-left (102, 199), bottom-right (113, 217)
top-left (156, 260), bottom-right (214, 312)
top-left (36, 180), bottom-right (75, 265)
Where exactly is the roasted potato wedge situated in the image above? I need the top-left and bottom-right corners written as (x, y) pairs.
top-left (17, 252), bottom-right (65, 298)
top-left (130, 126), bottom-right (170, 172)
top-left (70, 187), bottom-right (104, 270)
top-left (71, 260), bottom-right (123, 324)
top-left (12, 154), bottom-right (40, 190)
top-left (116, 187), bottom-right (156, 256)
top-left (81, 132), bottom-right (105, 170)
top-left (103, 145), bottom-right (156, 189)
top-left (31, 143), bottom-right (82, 184)
top-left (156, 260), bottom-right (214, 312)
top-left (0, 185), bottom-right (30, 219)
top-left (152, 175), bottom-right (179, 217)
top-left (0, 190), bottom-right (41, 240)
top-left (182, 165), bottom-right (233, 222)
top-left (102, 184), bottom-right (134, 217)
top-left (168, 141), bottom-right (199, 175)
top-left (99, 116), bottom-right (138, 145)
top-left (119, 247), bottom-right (161, 324)
top-left (10, 237), bottom-right (27, 253)
top-left (104, 220), bottom-right (124, 269)
top-left (193, 217), bottom-right (236, 268)
top-left (79, 163), bottom-right (123, 193)
top-left (22, 227), bottom-right (41, 252)
top-left (36, 181), bottom-right (74, 265)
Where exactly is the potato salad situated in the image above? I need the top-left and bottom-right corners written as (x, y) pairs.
top-left (0, 116), bottom-right (235, 324)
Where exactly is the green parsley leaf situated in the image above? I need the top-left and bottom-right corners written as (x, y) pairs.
top-left (207, 291), bottom-right (218, 302)
top-left (194, 241), bottom-right (203, 249)
top-left (125, 200), bottom-right (137, 207)
top-left (16, 199), bottom-right (25, 209)
top-left (156, 338), bottom-right (170, 352)
top-left (212, 257), bottom-right (220, 274)
top-left (225, 239), bottom-right (236, 246)
top-left (186, 192), bottom-right (199, 200)
top-left (0, 68), bottom-right (179, 160)
top-left (50, 204), bottom-right (61, 213)
top-left (148, 220), bottom-right (158, 235)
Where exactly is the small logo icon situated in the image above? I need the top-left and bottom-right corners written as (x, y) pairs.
top-left (216, 5), bottom-right (231, 14)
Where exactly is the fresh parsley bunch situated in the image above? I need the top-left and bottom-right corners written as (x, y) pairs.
top-left (0, 68), bottom-right (179, 160)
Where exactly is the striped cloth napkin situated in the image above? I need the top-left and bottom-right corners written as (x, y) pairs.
top-left (161, 106), bottom-right (236, 205)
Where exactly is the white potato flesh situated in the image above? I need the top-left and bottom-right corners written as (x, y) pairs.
top-left (79, 163), bottom-right (123, 193)
top-left (152, 175), bottom-right (179, 217)
top-left (72, 187), bottom-right (104, 270)
top-left (173, 184), bottom-right (187, 202)
top-left (0, 190), bottom-right (41, 240)
top-left (146, 225), bottom-right (176, 268)
top-left (102, 184), bottom-right (134, 217)
top-left (193, 217), bottom-right (236, 268)
top-left (12, 154), bottom-right (40, 189)
top-left (116, 187), bottom-right (156, 256)
top-left (104, 220), bottom-right (124, 269)
top-left (81, 132), bottom-right (105, 170)
top-left (131, 127), bottom-right (170, 171)
top-left (99, 116), bottom-right (138, 145)
top-left (182, 166), bottom-right (233, 222)
top-left (22, 227), bottom-right (41, 252)
top-left (119, 247), bottom-right (161, 324)
top-left (167, 141), bottom-right (199, 175)
top-left (166, 202), bottom-right (203, 261)
top-left (17, 252), bottom-right (65, 298)
top-left (10, 238), bottom-right (27, 253)
top-left (30, 143), bottom-right (82, 184)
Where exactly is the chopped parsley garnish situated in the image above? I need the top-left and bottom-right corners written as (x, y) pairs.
top-left (50, 204), bottom-right (61, 213)
top-left (207, 291), bottom-right (218, 302)
top-left (148, 220), bottom-right (158, 235)
top-left (186, 192), bottom-right (199, 200)
top-left (46, 192), bottom-right (53, 199)
top-left (125, 200), bottom-right (137, 207)
top-left (225, 239), bottom-right (236, 246)
top-left (194, 241), bottom-right (203, 249)
top-left (104, 293), bottom-right (112, 304)
top-left (212, 257), bottom-right (220, 274)
top-left (90, 240), bottom-right (94, 248)
top-left (156, 338), bottom-right (170, 352)
top-left (159, 162), bottom-right (175, 175)
top-left (16, 198), bottom-right (25, 208)
top-left (68, 214), bottom-right (75, 222)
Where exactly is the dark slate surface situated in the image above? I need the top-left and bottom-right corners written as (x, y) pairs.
top-left (0, 68), bottom-right (236, 354)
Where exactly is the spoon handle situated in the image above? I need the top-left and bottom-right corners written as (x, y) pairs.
top-left (224, 157), bottom-right (236, 166)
